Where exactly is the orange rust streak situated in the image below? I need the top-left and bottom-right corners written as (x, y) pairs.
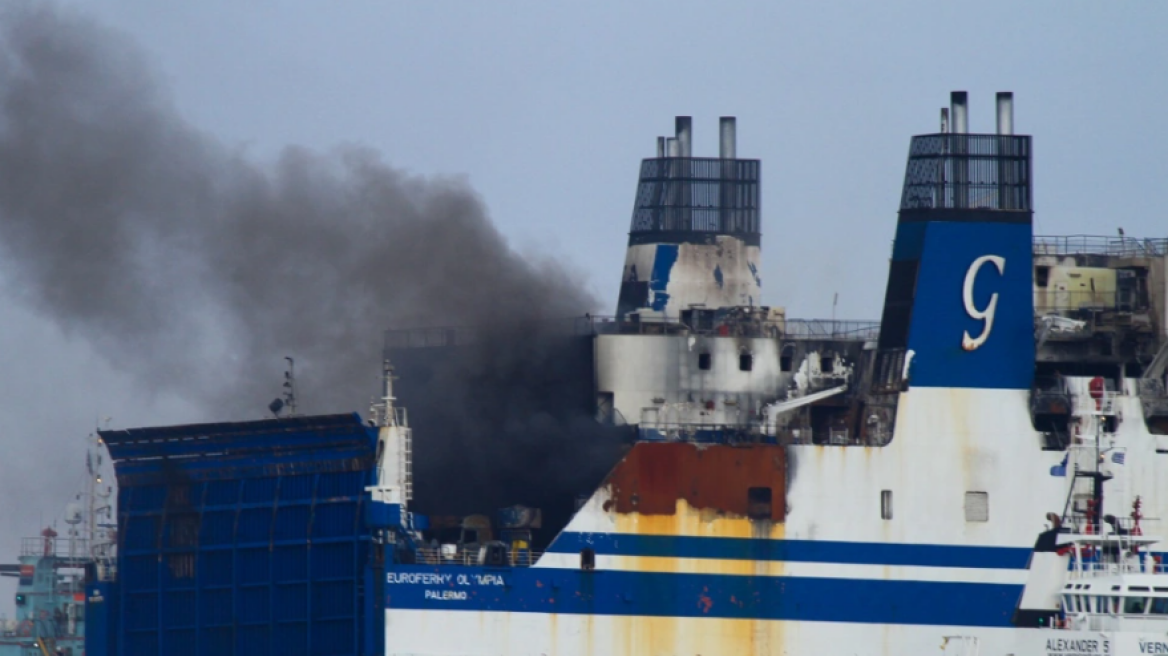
top-left (605, 442), bottom-right (787, 521)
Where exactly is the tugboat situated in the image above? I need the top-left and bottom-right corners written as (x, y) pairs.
top-left (1007, 440), bottom-right (1168, 655)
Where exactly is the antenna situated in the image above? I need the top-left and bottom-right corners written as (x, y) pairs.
top-left (832, 292), bottom-right (839, 335)
top-left (271, 357), bottom-right (299, 418)
top-left (379, 358), bottom-right (399, 428)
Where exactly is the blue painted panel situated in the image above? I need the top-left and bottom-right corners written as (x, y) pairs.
top-left (890, 221), bottom-right (928, 261)
top-left (312, 543), bottom-right (356, 579)
top-left (649, 244), bottom-right (679, 311)
top-left (318, 471), bottom-right (365, 498)
top-left (906, 221), bottom-right (1035, 389)
top-left (365, 501), bottom-right (402, 528)
top-left (107, 415), bottom-right (378, 656)
top-left (313, 581), bottom-right (354, 619)
top-left (236, 626), bottom-right (270, 655)
top-left (237, 548), bottom-right (271, 584)
top-left (239, 585), bottom-right (271, 623)
top-left (200, 511), bottom-right (234, 546)
top-left (273, 623), bottom-right (308, 656)
top-left (201, 588), bottom-right (232, 626)
top-left (163, 628), bottom-right (196, 656)
top-left (275, 506), bottom-right (310, 541)
top-left (314, 502), bottom-right (358, 538)
top-left (274, 546), bottom-right (309, 583)
top-left (85, 581), bottom-right (119, 656)
top-left (312, 619), bottom-right (355, 655)
top-left (244, 477), bottom-right (279, 503)
top-left (204, 480), bottom-right (239, 506)
top-left (238, 507), bottom-right (272, 543)
top-left (124, 592), bottom-right (158, 630)
top-left (124, 556), bottom-right (159, 590)
top-left (281, 474), bottom-right (316, 500)
top-left (546, 532), bottom-right (1031, 570)
top-left (384, 566), bottom-right (1021, 628)
top-left (163, 590), bottom-right (195, 627)
top-left (274, 583), bottom-right (309, 621)
top-left (200, 627), bottom-right (232, 656)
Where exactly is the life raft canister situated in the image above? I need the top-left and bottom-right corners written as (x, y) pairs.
top-left (1089, 376), bottom-right (1105, 411)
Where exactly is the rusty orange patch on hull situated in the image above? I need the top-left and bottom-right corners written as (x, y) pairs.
top-left (604, 442), bottom-right (786, 521)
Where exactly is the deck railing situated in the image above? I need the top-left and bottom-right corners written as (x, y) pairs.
top-left (1035, 235), bottom-right (1168, 258)
top-left (411, 547), bottom-right (542, 567)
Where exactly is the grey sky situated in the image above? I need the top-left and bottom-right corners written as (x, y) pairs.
top-left (1, 0), bottom-right (1165, 613)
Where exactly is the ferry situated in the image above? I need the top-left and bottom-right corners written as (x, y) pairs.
top-left (86, 91), bottom-right (1168, 656)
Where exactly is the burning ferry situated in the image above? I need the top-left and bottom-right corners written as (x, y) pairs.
top-left (84, 91), bottom-right (1168, 656)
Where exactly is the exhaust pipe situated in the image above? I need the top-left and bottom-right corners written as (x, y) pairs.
top-left (719, 117), bottom-right (737, 159)
top-left (950, 91), bottom-right (968, 134)
top-left (675, 116), bottom-right (692, 157)
top-left (996, 92), bottom-right (1014, 136)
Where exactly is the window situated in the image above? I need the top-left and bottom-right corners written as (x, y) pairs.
top-left (964, 492), bottom-right (989, 522)
top-left (1151, 597), bottom-right (1168, 614)
top-left (1124, 596), bottom-right (1148, 614)
top-left (881, 490), bottom-right (893, 520)
top-left (739, 353), bottom-right (753, 372)
top-left (780, 346), bottom-right (794, 372)
top-left (698, 353), bottom-right (711, 371)
top-left (747, 487), bottom-right (772, 520)
top-left (1036, 266), bottom-right (1050, 287)
top-left (580, 548), bottom-right (595, 571)
top-left (820, 355), bottom-right (834, 374)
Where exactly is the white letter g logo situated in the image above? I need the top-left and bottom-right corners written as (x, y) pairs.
top-left (961, 255), bottom-right (1005, 351)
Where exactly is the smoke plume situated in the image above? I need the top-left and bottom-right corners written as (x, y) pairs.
top-left (0, 4), bottom-right (624, 527)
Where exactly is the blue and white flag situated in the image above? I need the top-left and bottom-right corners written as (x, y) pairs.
top-left (1050, 454), bottom-right (1068, 477)
top-left (1112, 451), bottom-right (1126, 465)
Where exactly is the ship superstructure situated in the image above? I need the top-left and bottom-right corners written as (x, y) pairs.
top-left (2, 437), bottom-right (114, 656)
top-left (83, 92), bottom-right (1168, 656)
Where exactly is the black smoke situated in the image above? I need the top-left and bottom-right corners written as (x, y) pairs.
top-left (0, 4), bottom-right (626, 528)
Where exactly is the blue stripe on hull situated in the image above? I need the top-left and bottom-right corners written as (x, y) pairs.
top-left (547, 533), bottom-right (1032, 570)
top-left (385, 567), bottom-right (1022, 627)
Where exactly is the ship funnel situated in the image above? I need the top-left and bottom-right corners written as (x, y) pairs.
top-left (950, 91), bottom-right (968, 133)
top-left (656, 137), bottom-right (666, 157)
top-left (940, 107), bottom-right (949, 134)
top-left (616, 116), bottom-right (761, 318)
top-left (872, 92), bottom-right (1034, 391)
top-left (675, 116), bottom-right (692, 157)
top-left (720, 117), bottom-right (737, 159)
top-left (996, 92), bottom-right (1014, 136)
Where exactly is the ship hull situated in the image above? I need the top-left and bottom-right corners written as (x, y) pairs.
top-left (384, 386), bottom-right (1168, 655)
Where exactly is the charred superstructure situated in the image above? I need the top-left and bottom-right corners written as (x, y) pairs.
top-left (616, 116), bottom-right (762, 318)
top-left (1030, 237), bottom-right (1168, 440)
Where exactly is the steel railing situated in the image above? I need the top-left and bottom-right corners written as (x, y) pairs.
top-left (411, 548), bottom-right (542, 567)
top-left (20, 537), bottom-right (91, 558)
top-left (1035, 235), bottom-right (1168, 258)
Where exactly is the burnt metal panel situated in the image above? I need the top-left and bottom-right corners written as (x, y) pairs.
top-left (602, 442), bottom-right (787, 522)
